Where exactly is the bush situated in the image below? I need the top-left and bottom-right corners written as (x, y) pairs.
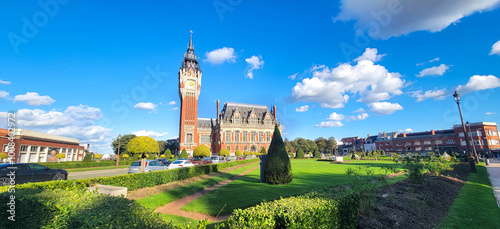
top-left (218, 189), bottom-right (359, 229)
top-left (264, 124), bottom-right (293, 184)
top-left (219, 148), bottom-right (230, 158)
top-left (295, 147), bottom-right (305, 158)
top-left (180, 149), bottom-right (188, 158)
top-left (396, 156), bottom-right (426, 184)
top-left (164, 149), bottom-right (172, 159)
top-left (235, 150), bottom-right (243, 157)
top-left (312, 148), bottom-right (320, 158)
top-left (83, 152), bottom-right (93, 162)
top-left (0, 159), bottom-right (260, 193)
top-left (260, 147), bottom-right (267, 155)
top-left (37, 160), bottom-right (134, 169)
top-left (0, 189), bottom-right (173, 228)
top-left (194, 145), bottom-right (211, 158)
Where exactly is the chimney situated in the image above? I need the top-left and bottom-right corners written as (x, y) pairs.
top-left (383, 132), bottom-right (386, 137)
top-left (403, 132), bottom-right (406, 138)
top-left (216, 100), bottom-right (220, 118)
top-left (431, 129), bottom-right (435, 135)
top-left (273, 105), bottom-right (277, 120)
top-left (367, 134), bottom-right (371, 137)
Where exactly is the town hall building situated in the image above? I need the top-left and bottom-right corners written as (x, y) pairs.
top-left (178, 33), bottom-right (280, 156)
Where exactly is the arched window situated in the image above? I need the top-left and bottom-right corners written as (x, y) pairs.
top-left (244, 146), bottom-right (248, 151)
top-left (235, 146), bottom-right (239, 152)
top-left (250, 145), bottom-right (256, 152)
top-left (226, 146), bottom-right (231, 153)
top-left (186, 133), bottom-right (193, 143)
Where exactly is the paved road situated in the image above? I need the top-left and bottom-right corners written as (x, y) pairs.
top-left (486, 158), bottom-right (500, 208)
top-left (68, 168), bottom-right (129, 180)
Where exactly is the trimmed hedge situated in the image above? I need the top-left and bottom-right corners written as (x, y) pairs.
top-left (0, 159), bottom-right (259, 193)
top-left (38, 160), bottom-right (134, 169)
top-left (216, 189), bottom-right (359, 229)
top-left (0, 189), bottom-right (174, 228)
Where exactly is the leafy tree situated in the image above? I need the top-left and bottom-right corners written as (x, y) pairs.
top-left (219, 148), bottom-right (230, 158)
top-left (126, 136), bottom-right (159, 158)
top-left (315, 137), bottom-right (327, 153)
top-left (264, 124), bottom-right (293, 184)
top-left (0, 152), bottom-right (7, 160)
top-left (235, 150), bottom-right (243, 157)
top-left (295, 147), bottom-right (305, 158)
top-left (284, 138), bottom-right (292, 155)
top-left (180, 149), bottom-right (188, 159)
top-left (121, 153), bottom-right (129, 160)
top-left (83, 152), bottom-right (93, 162)
top-left (326, 137), bottom-right (337, 154)
top-left (157, 140), bottom-right (167, 154)
top-left (55, 153), bottom-right (66, 163)
top-left (164, 149), bottom-right (172, 159)
top-left (312, 148), bottom-right (320, 158)
top-left (111, 134), bottom-right (136, 156)
top-left (194, 145), bottom-right (211, 158)
top-left (94, 154), bottom-right (102, 160)
top-left (166, 138), bottom-right (180, 156)
top-left (260, 147), bottom-right (267, 155)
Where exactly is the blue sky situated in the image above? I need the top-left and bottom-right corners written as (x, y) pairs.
top-left (1, 0), bottom-right (500, 154)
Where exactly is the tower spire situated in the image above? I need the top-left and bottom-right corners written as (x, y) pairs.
top-left (188, 30), bottom-right (194, 51)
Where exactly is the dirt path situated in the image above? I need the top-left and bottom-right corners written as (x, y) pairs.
top-left (156, 165), bottom-right (260, 222)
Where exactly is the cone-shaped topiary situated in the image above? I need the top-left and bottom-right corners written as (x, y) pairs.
top-left (312, 148), bottom-right (320, 158)
top-left (296, 147), bottom-right (305, 158)
top-left (260, 147), bottom-right (267, 155)
top-left (180, 149), bottom-right (188, 159)
top-left (264, 124), bottom-right (293, 184)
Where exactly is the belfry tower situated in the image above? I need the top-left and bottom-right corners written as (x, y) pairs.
top-left (178, 31), bottom-right (202, 155)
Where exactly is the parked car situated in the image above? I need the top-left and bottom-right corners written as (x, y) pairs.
top-left (158, 159), bottom-right (173, 166)
top-left (0, 163), bottom-right (67, 186)
top-left (190, 157), bottom-right (213, 166)
top-left (168, 159), bottom-right (195, 169)
top-left (211, 156), bottom-right (221, 164)
top-left (128, 160), bottom-right (168, 173)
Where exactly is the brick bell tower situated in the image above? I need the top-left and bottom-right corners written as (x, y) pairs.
top-left (178, 31), bottom-right (202, 155)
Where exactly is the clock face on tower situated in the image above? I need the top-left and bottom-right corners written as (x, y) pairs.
top-left (186, 81), bottom-right (195, 89)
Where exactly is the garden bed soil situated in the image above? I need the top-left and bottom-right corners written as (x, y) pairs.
top-left (127, 162), bottom-right (257, 200)
top-left (357, 163), bottom-right (470, 229)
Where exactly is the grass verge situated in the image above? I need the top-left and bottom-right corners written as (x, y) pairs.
top-left (161, 214), bottom-right (200, 227)
top-left (137, 163), bottom-right (259, 209)
top-left (438, 163), bottom-right (500, 229)
top-left (66, 165), bottom-right (130, 172)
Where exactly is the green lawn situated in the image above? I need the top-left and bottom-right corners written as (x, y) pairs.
top-left (438, 163), bottom-right (500, 229)
top-left (137, 163), bottom-right (259, 209)
top-left (161, 214), bottom-right (200, 227)
top-left (181, 159), bottom-right (401, 216)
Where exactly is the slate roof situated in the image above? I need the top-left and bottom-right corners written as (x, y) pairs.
top-left (197, 118), bottom-right (215, 129)
top-left (219, 102), bottom-right (273, 122)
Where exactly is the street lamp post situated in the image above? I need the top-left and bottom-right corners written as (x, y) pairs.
top-left (116, 134), bottom-right (121, 167)
top-left (453, 91), bottom-right (477, 173)
top-left (466, 122), bottom-right (479, 163)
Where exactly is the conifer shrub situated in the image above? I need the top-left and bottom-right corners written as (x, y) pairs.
top-left (260, 147), bottom-right (267, 155)
top-left (180, 149), bottom-right (188, 159)
top-left (313, 148), bottom-right (321, 158)
top-left (295, 147), bottom-right (305, 158)
top-left (263, 125), bottom-right (293, 184)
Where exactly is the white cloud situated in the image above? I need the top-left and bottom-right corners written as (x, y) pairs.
top-left (409, 88), bottom-right (448, 102)
top-left (0, 90), bottom-right (9, 99)
top-left (132, 130), bottom-right (169, 139)
top-left (0, 79), bottom-right (11, 85)
top-left (204, 47), bottom-right (236, 64)
top-left (288, 73), bottom-right (298, 80)
top-left (14, 92), bottom-right (55, 106)
top-left (369, 102), bottom-right (403, 115)
top-left (490, 40), bottom-right (500, 55)
top-left (315, 121), bottom-right (344, 128)
top-left (0, 105), bottom-right (112, 153)
top-left (353, 48), bottom-right (385, 62)
top-left (245, 55), bottom-right (265, 79)
top-left (485, 112), bottom-right (496, 115)
top-left (416, 57), bottom-right (440, 66)
top-left (134, 102), bottom-right (157, 111)
top-left (327, 112), bottom-right (345, 121)
top-left (353, 108), bottom-right (366, 113)
top-left (399, 128), bottom-right (413, 133)
top-left (170, 107), bottom-right (179, 111)
top-left (168, 101), bottom-right (176, 105)
top-left (416, 64), bottom-right (450, 77)
top-left (456, 75), bottom-right (500, 94)
top-left (334, 0), bottom-right (500, 39)
top-left (349, 112), bottom-right (369, 121)
top-left (295, 105), bottom-right (309, 112)
top-left (291, 48), bottom-right (404, 108)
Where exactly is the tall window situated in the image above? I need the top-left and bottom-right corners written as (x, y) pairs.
top-left (243, 131), bottom-right (248, 141)
top-left (30, 146), bottom-right (38, 152)
top-left (250, 131), bottom-right (256, 141)
top-left (235, 131), bottom-right (240, 142)
top-left (226, 146), bottom-right (231, 152)
top-left (235, 146), bottom-right (239, 151)
top-left (251, 118), bottom-right (256, 125)
top-left (20, 145), bottom-right (28, 152)
top-left (226, 131), bottom-right (232, 141)
top-left (186, 133), bottom-right (193, 143)
top-left (244, 146), bottom-right (248, 151)
top-left (259, 132), bottom-right (264, 142)
top-left (201, 135), bottom-right (210, 143)
top-left (434, 140), bottom-right (443, 144)
top-left (266, 132), bottom-right (271, 141)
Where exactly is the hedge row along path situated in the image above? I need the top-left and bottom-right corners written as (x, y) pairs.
top-left (156, 164), bottom-right (260, 221)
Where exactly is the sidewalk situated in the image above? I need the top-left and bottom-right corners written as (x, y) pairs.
top-left (486, 158), bottom-right (500, 208)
